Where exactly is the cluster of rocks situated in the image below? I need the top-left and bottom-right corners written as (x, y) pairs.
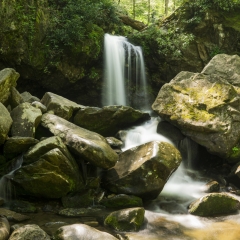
top-left (0, 68), bottom-right (182, 239)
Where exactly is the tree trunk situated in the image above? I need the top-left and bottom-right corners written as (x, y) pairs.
top-left (165, 0), bottom-right (169, 15)
top-left (148, 0), bottom-right (151, 24)
top-left (133, 0), bottom-right (136, 19)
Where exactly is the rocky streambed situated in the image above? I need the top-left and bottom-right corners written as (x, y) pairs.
top-left (1, 54), bottom-right (240, 239)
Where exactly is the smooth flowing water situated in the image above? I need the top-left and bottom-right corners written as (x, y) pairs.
top-left (121, 117), bottom-right (240, 240)
top-left (0, 155), bottom-right (23, 201)
top-left (102, 33), bottom-right (149, 109)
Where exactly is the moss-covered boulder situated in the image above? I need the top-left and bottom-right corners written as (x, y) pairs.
top-left (152, 54), bottom-right (240, 162)
top-left (104, 207), bottom-right (145, 231)
top-left (0, 68), bottom-right (19, 104)
top-left (10, 102), bottom-right (42, 138)
top-left (100, 194), bottom-right (143, 209)
top-left (54, 224), bottom-right (117, 240)
top-left (9, 224), bottom-right (50, 240)
top-left (73, 105), bottom-right (150, 137)
top-left (3, 137), bottom-right (39, 160)
top-left (0, 103), bottom-right (13, 145)
top-left (12, 148), bottom-right (83, 198)
top-left (41, 113), bottom-right (118, 169)
top-left (188, 193), bottom-right (240, 216)
top-left (103, 141), bottom-right (181, 200)
top-left (41, 92), bottom-right (83, 120)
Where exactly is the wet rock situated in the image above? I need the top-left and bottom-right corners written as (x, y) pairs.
top-left (12, 148), bottom-right (83, 198)
top-left (0, 208), bottom-right (30, 222)
top-left (106, 137), bottom-right (123, 148)
top-left (188, 193), bottom-right (240, 216)
top-left (0, 68), bottom-right (19, 104)
top-left (8, 200), bottom-right (37, 213)
top-left (58, 208), bottom-right (102, 217)
top-left (73, 105), bottom-right (150, 137)
top-left (100, 194), bottom-right (143, 209)
top-left (152, 54), bottom-right (240, 163)
top-left (202, 180), bottom-right (220, 193)
top-left (31, 101), bottom-right (47, 113)
top-left (226, 161), bottom-right (240, 188)
top-left (104, 207), bottom-right (145, 231)
top-left (3, 137), bottom-right (39, 160)
top-left (0, 216), bottom-right (10, 240)
top-left (41, 113), bottom-right (118, 169)
top-left (103, 141), bottom-right (181, 200)
top-left (54, 223), bottom-right (118, 240)
top-left (0, 102), bottom-right (12, 145)
top-left (9, 224), bottom-right (50, 240)
top-left (23, 136), bottom-right (75, 165)
top-left (10, 102), bottom-right (42, 138)
top-left (41, 92), bottom-right (82, 120)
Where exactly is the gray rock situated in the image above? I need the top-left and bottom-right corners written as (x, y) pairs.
top-left (3, 137), bottom-right (39, 160)
top-left (10, 87), bottom-right (24, 109)
top-left (152, 55), bottom-right (240, 163)
top-left (201, 54), bottom-right (240, 86)
top-left (31, 101), bottom-right (47, 113)
top-left (21, 92), bottom-right (40, 103)
top-left (202, 180), bottom-right (220, 193)
top-left (188, 193), bottom-right (240, 216)
top-left (103, 141), bottom-right (181, 200)
top-left (54, 223), bottom-right (117, 240)
top-left (41, 113), bottom-right (118, 169)
top-left (106, 137), bottom-right (123, 148)
top-left (11, 102), bottom-right (42, 138)
top-left (73, 105), bottom-right (150, 137)
top-left (0, 208), bottom-right (30, 222)
top-left (23, 136), bottom-right (74, 165)
top-left (0, 103), bottom-right (12, 145)
top-left (9, 224), bottom-right (50, 240)
top-left (58, 208), bottom-right (102, 217)
top-left (104, 207), bottom-right (145, 231)
top-left (12, 148), bottom-right (83, 198)
top-left (8, 200), bottom-right (37, 213)
top-left (0, 216), bottom-right (10, 240)
top-left (227, 161), bottom-right (240, 188)
top-left (41, 92), bottom-right (82, 120)
top-left (0, 68), bottom-right (19, 104)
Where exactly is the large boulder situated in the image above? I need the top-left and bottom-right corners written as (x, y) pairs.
top-left (152, 54), bottom-right (240, 162)
top-left (0, 216), bottom-right (10, 240)
top-left (41, 113), bottom-right (118, 169)
top-left (54, 224), bottom-right (117, 240)
top-left (0, 103), bottom-right (12, 145)
top-left (41, 92), bottom-right (83, 120)
top-left (9, 224), bottom-right (50, 240)
top-left (12, 148), bottom-right (83, 198)
top-left (10, 102), bottom-right (42, 138)
top-left (0, 68), bottom-right (19, 104)
top-left (73, 105), bottom-right (150, 137)
top-left (189, 193), bottom-right (240, 216)
top-left (103, 141), bottom-right (181, 200)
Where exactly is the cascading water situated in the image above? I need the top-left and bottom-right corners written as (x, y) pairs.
top-left (102, 33), bottom-right (149, 109)
top-left (121, 118), bottom-right (240, 239)
top-left (0, 154), bottom-right (23, 201)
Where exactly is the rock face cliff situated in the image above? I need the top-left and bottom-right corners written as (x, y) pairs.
top-left (130, 2), bottom-right (240, 96)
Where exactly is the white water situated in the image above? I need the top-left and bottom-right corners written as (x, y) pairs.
top-left (0, 155), bottom-right (23, 201)
top-left (102, 33), bottom-right (149, 109)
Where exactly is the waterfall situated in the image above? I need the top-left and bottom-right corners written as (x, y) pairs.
top-left (102, 33), bottom-right (149, 109)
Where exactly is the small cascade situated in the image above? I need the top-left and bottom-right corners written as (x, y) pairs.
top-left (102, 33), bottom-right (149, 109)
top-left (0, 154), bottom-right (23, 201)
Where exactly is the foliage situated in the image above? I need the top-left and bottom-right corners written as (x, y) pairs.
top-left (131, 24), bottom-right (194, 59)
top-left (46, 0), bottom-right (122, 60)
